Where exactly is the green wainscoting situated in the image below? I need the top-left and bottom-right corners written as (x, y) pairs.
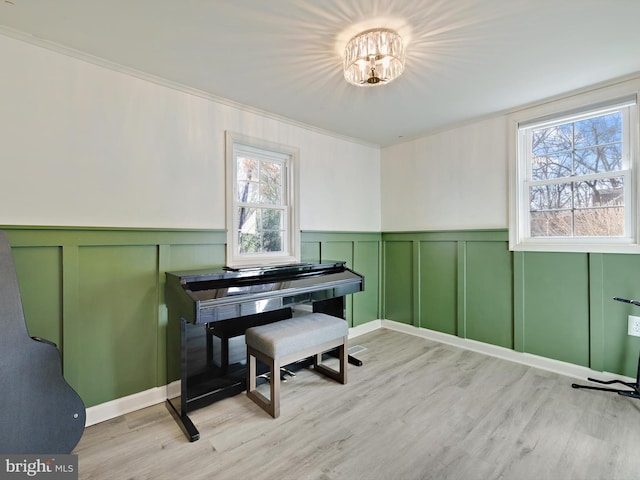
top-left (11, 246), bottom-right (62, 348)
top-left (419, 241), bottom-right (457, 335)
top-left (383, 240), bottom-right (414, 325)
top-left (595, 254), bottom-right (640, 375)
top-left (7, 224), bottom-right (639, 408)
top-left (516, 252), bottom-right (590, 367)
top-left (383, 231), bottom-right (512, 345)
top-left (3, 227), bottom-right (380, 408)
top-left (382, 229), bottom-right (640, 378)
top-left (301, 231), bottom-right (382, 327)
top-left (465, 241), bottom-right (513, 349)
top-left (5, 227), bottom-right (227, 408)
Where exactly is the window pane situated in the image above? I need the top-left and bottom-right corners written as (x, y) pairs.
top-left (532, 153), bottom-right (572, 181)
top-left (238, 232), bottom-right (260, 253)
top-left (238, 207), bottom-right (257, 233)
top-left (260, 161), bottom-right (282, 184)
top-left (530, 210), bottom-right (572, 237)
top-left (263, 231), bottom-right (283, 252)
top-left (260, 184), bottom-right (282, 204)
top-left (573, 112), bottom-right (622, 149)
top-left (532, 124), bottom-right (572, 156)
top-left (574, 145), bottom-right (622, 175)
top-left (237, 207), bottom-right (284, 254)
top-left (530, 183), bottom-right (572, 210)
top-left (261, 209), bottom-right (282, 230)
top-left (259, 162), bottom-right (282, 204)
top-left (237, 157), bottom-right (258, 181)
top-left (573, 177), bottom-right (623, 208)
top-left (574, 207), bottom-right (624, 237)
top-left (237, 181), bottom-right (259, 203)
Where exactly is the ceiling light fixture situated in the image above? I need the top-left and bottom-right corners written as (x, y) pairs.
top-left (343, 28), bottom-right (406, 87)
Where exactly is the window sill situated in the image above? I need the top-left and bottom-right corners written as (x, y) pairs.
top-left (509, 238), bottom-right (640, 254)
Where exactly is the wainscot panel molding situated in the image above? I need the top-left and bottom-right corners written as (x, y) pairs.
top-left (382, 229), bottom-right (640, 379)
top-left (382, 230), bottom-right (512, 347)
top-left (4, 226), bottom-right (227, 409)
top-left (2, 227), bottom-right (380, 411)
top-left (6, 225), bottom-right (639, 420)
top-left (301, 231), bottom-right (382, 327)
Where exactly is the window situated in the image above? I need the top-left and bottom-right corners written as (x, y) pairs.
top-left (225, 132), bottom-right (300, 267)
top-left (509, 82), bottom-right (640, 253)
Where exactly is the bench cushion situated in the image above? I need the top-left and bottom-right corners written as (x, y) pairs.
top-left (245, 313), bottom-right (348, 359)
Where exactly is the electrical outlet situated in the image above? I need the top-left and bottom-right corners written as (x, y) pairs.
top-left (628, 315), bottom-right (640, 337)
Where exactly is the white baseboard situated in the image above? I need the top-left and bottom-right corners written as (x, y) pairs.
top-left (85, 381), bottom-right (179, 427)
top-left (349, 319), bottom-right (382, 339)
top-left (85, 319), bottom-right (634, 426)
top-left (380, 319), bottom-right (635, 384)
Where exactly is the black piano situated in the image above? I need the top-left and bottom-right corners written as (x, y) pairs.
top-left (164, 261), bottom-right (364, 441)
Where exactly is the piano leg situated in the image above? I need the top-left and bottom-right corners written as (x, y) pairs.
top-left (165, 399), bottom-right (200, 442)
top-left (348, 354), bottom-right (363, 367)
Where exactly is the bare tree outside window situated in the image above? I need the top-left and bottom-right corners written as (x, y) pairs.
top-left (236, 156), bottom-right (285, 254)
top-left (528, 111), bottom-right (625, 237)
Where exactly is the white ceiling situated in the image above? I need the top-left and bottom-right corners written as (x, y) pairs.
top-left (2, 0), bottom-right (640, 147)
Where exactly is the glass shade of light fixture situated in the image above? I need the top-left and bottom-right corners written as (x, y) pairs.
top-left (343, 28), bottom-right (406, 87)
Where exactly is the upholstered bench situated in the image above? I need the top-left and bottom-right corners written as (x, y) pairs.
top-left (245, 312), bottom-right (348, 418)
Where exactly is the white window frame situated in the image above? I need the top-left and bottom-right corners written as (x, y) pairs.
top-left (225, 131), bottom-right (300, 267)
top-left (509, 79), bottom-right (640, 254)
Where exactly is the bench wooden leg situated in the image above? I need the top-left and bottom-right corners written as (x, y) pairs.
top-left (246, 347), bottom-right (280, 418)
top-left (313, 337), bottom-right (347, 384)
top-left (271, 358), bottom-right (280, 418)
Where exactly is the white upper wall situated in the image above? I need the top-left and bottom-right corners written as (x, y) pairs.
top-left (0, 34), bottom-right (381, 231)
top-left (381, 116), bottom-right (508, 231)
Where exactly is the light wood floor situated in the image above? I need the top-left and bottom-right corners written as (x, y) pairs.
top-left (74, 329), bottom-right (640, 480)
